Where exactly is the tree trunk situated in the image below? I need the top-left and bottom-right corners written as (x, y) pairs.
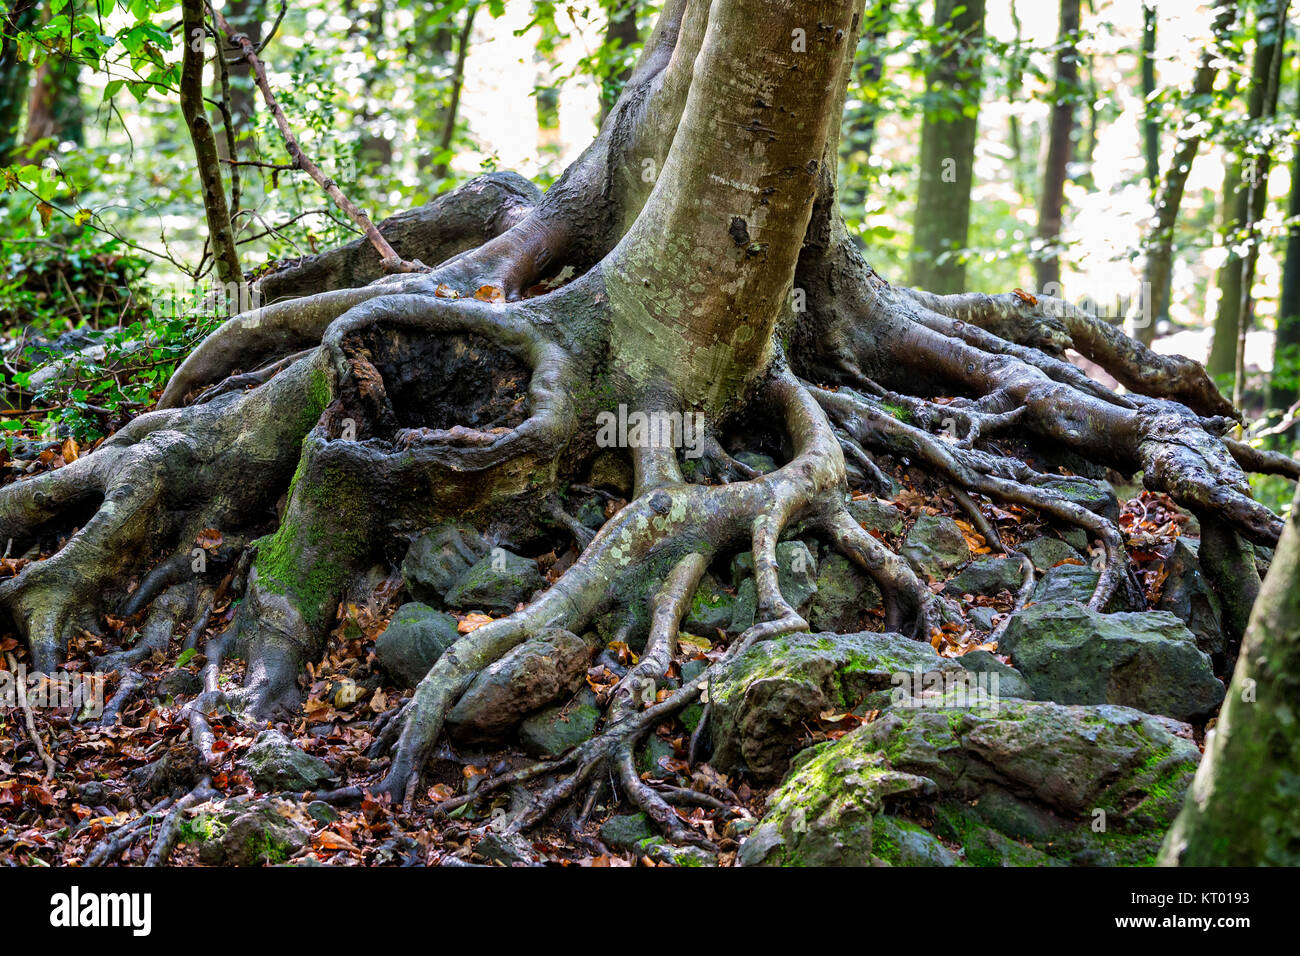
top-left (1269, 68), bottom-right (1300, 420)
top-left (431, 2), bottom-right (478, 181)
top-left (1207, 0), bottom-right (1288, 380)
top-left (1159, 481), bottom-right (1300, 865)
top-left (4, 0), bottom-right (1290, 850)
top-left (1141, 1), bottom-right (1158, 193)
top-left (180, 0), bottom-right (243, 291)
top-left (600, 0), bottom-right (640, 125)
top-left (909, 0), bottom-right (985, 294)
top-left (1034, 0), bottom-right (1080, 295)
top-left (20, 49), bottom-right (84, 162)
top-left (0, 0), bottom-right (38, 162)
top-left (1138, 0), bottom-right (1237, 346)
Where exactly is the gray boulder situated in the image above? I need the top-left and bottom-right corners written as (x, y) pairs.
top-left (681, 574), bottom-right (737, 634)
top-left (845, 496), bottom-right (905, 536)
top-left (518, 688), bottom-right (602, 757)
top-left (1155, 538), bottom-right (1226, 658)
top-left (443, 548), bottom-right (545, 614)
top-left (401, 525), bottom-right (489, 604)
top-left (1018, 536), bottom-right (1082, 572)
top-left (740, 697), bottom-right (1199, 867)
top-left (446, 629), bottom-right (593, 743)
top-left (709, 631), bottom-right (964, 781)
top-left (1031, 562), bottom-right (1139, 612)
top-left (943, 555), bottom-right (1024, 597)
top-left (239, 730), bottom-right (336, 792)
top-left (374, 602), bottom-right (462, 687)
top-left (806, 554), bottom-right (883, 632)
top-left (999, 601), bottom-right (1224, 721)
top-left (901, 514), bottom-right (970, 580)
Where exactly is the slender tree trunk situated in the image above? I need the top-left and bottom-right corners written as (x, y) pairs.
top-left (910, 0), bottom-right (985, 294)
top-left (1141, 1), bottom-right (1158, 192)
top-left (213, 0), bottom-right (261, 163)
top-left (1138, 0), bottom-right (1237, 346)
top-left (432, 2), bottom-right (478, 181)
top-left (1269, 66), bottom-right (1300, 420)
top-left (1006, 2), bottom-right (1031, 201)
top-left (840, 0), bottom-right (890, 220)
top-left (1159, 480), bottom-right (1300, 865)
top-left (19, 50), bottom-right (83, 163)
top-left (180, 0), bottom-right (243, 291)
top-left (1208, 0), bottom-right (1288, 380)
top-left (0, 0), bottom-right (38, 162)
top-left (600, 0), bottom-right (640, 125)
top-left (1034, 0), bottom-right (1080, 295)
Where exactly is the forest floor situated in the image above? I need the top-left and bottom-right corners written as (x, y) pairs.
top-left (0, 384), bottom-right (1215, 866)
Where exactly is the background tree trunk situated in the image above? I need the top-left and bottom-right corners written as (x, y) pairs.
top-left (1269, 69), bottom-right (1300, 423)
top-left (909, 0), bottom-right (986, 294)
top-left (1034, 0), bottom-right (1080, 295)
top-left (1137, 0), bottom-right (1237, 346)
top-left (600, 0), bottom-right (640, 125)
top-left (1207, 1), bottom-right (1288, 381)
top-left (0, 0), bottom-right (38, 162)
top-left (1141, 1), bottom-right (1159, 193)
top-left (19, 50), bottom-right (84, 164)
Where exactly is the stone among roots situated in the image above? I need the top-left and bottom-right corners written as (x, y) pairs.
top-left (999, 601), bottom-right (1224, 721)
top-left (400, 525), bottom-right (490, 605)
top-left (374, 602), bottom-right (462, 687)
top-left (901, 514), bottom-right (970, 580)
top-left (1155, 538), bottom-right (1226, 659)
top-left (709, 631), bottom-right (966, 781)
top-left (740, 697), bottom-right (1199, 866)
top-left (446, 628), bottom-right (593, 744)
top-left (943, 555), bottom-right (1024, 597)
top-left (193, 801), bottom-right (311, 867)
top-left (1018, 535), bottom-right (1083, 572)
top-left (239, 729), bottom-right (336, 792)
top-left (518, 688), bottom-right (602, 757)
top-left (442, 548), bottom-right (545, 614)
top-left (806, 553), bottom-right (883, 632)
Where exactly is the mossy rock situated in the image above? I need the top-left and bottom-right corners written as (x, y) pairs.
top-left (999, 601), bottom-right (1224, 721)
top-left (682, 573), bottom-right (737, 634)
top-left (518, 688), bottom-right (601, 757)
top-left (239, 729), bottom-right (335, 792)
top-left (806, 554), bottom-right (883, 632)
top-left (709, 631), bottom-right (964, 781)
top-left (443, 548), bottom-right (544, 614)
top-left (400, 524), bottom-right (489, 605)
top-left (845, 496), bottom-right (905, 536)
top-left (374, 602), bottom-right (461, 687)
top-left (736, 746), bottom-right (938, 866)
top-left (1018, 536), bottom-right (1083, 572)
top-left (1031, 562), bottom-right (1138, 612)
top-left (901, 514), bottom-right (970, 580)
top-left (856, 697), bottom-right (1200, 865)
top-left (943, 555), bottom-right (1024, 597)
top-left (446, 628), bottom-right (594, 743)
top-left (193, 802), bottom-right (310, 867)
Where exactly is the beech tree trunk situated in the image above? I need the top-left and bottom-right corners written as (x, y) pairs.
top-left (1138, 0), bottom-right (1236, 347)
top-left (1207, 0), bottom-right (1288, 380)
top-left (909, 0), bottom-right (985, 294)
top-left (1034, 0), bottom-right (1079, 295)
